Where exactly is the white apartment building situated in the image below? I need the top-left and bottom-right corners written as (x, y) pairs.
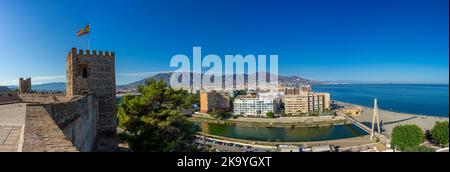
top-left (233, 94), bottom-right (279, 117)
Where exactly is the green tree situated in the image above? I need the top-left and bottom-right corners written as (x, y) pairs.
top-left (391, 124), bottom-right (425, 151)
top-left (235, 90), bottom-right (247, 96)
top-left (403, 145), bottom-right (435, 152)
top-left (209, 109), bottom-right (232, 120)
top-left (266, 111), bottom-right (275, 118)
top-left (117, 79), bottom-right (200, 152)
top-left (430, 121), bottom-right (449, 147)
top-left (182, 93), bottom-right (199, 110)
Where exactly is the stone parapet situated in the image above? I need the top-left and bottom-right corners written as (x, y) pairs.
top-left (18, 93), bottom-right (67, 103)
top-left (22, 104), bottom-right (78, 152)
top-left (0, 92), bottom-right (20, 105)
top-left (22, 94), bottom-right (98, 152)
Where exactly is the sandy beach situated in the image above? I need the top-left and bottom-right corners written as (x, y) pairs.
top-left (336, 101), bottom-right (449, 137)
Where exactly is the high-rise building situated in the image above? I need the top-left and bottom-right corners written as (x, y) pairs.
top-left (200, 91), bottom-right (230, 113)
top-left (285, 92), bottom-right (330, 116)
top-left (283, 85), bottom-right (312, 95)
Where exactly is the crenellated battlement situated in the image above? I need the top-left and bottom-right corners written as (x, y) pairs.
top-left (70, 47), bottom-right (115, 58)
top-left (20, 92), bottom-right (66, 96)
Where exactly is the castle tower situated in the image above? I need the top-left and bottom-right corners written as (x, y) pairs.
top-left (66, 47), bottom-right (117, 151)
top-left (371, 98), bottom-right (381, 140)
top-left (19, 77), bottom-right (32, 93)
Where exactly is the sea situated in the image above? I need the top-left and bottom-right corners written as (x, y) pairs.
top-left (313, 84), bottom-right (449, 117)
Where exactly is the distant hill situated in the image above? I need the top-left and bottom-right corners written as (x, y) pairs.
top-left (117, 72), bottom-right (331, 90)
top-left (118, 72), bottom-right (173, 90)
top-left (0, 86), bottom-right (11, 92)
top-left (32, 82), bottom-right (66, 92)
top-left (2, 73), bottom-right (337, 92)
top-left (277, 75), bottom-right (328, 85)
top-left (4, 82), bottom-right (66, 92)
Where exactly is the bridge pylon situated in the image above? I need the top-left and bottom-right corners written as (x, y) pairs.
top-left (371, 98), bottom-right (381, 140)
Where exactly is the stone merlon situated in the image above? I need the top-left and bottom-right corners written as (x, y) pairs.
top-left (71, 47), bottom-right (115, 58)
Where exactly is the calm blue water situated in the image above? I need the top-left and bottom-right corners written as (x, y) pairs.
top-left (198, 122), bottom-right (368, 142)
top-left (313, 84), bottom-right (449, 117)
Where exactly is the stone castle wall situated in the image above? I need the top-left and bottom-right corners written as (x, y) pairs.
top-left (50, 94), bottom-right (98, 151)
top-left (0, 92), bottom-right (21, 104)
top-left (0, 92), bottom-right (67, 105)
top-left (23, 104), bottom-right (78, 152)
top-left (66, 48), bottom-right (117, 151)
top-left (22, 94), bottom-right (98, 152)
top-left (8, 47), bottom-right (118, 152)
top-left (18, 93), bottom-right (67, 103)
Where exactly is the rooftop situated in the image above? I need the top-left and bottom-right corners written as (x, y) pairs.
top-left (235, 94), bottom-right (257, 99)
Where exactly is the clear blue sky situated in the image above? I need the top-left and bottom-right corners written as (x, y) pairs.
top-left (0, 0), bottom-right (448, 85)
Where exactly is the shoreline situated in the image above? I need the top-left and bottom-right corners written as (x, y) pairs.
top-left (189, 100), bottom-right (448, 144)
top-left (334, 100), bottom-right (448, 118)
top-left (334, 100), bottom-right (449, 136)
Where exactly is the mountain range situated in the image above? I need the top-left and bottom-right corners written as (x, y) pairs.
top-left (0, 86), bottom-right (11, 92)
top-left (117, 72), bottom-right (330, 90)
top-left (5, 82), bottom-right (66, 92)
top-left (1, 72), bottom-right (334, 92)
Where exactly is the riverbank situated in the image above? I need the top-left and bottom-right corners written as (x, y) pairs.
top-left (197, 132), bottom-right (373, 148)
top-left (335, 101), bottom-right (449, 136)
top-left (190, 111), bottom-right (373, 149)
top-left (190, 114), bottom-right (350, 128)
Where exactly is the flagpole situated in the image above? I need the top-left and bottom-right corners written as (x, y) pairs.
top-left (87, 24), bottom-right (90, 50)
top-left (88, 33), bottom-right (90, 50)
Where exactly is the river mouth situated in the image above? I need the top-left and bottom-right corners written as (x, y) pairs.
top-left (197, 122), bottom-right (368, 142)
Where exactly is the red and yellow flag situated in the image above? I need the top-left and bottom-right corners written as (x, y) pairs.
top-left (77, 24), bottom-right (90, 37)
